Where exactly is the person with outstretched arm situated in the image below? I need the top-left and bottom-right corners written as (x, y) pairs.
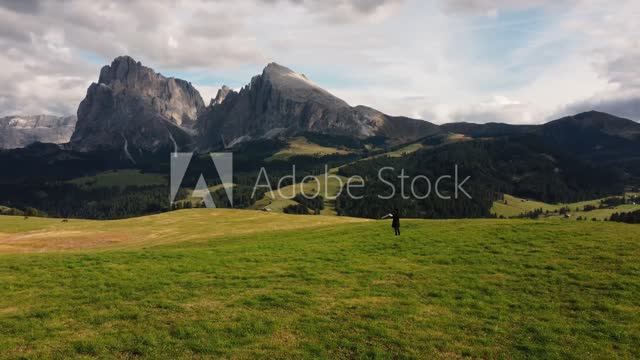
top-left (382, 209), bottom-right (401, 236)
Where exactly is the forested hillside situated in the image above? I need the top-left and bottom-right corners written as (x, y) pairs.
top-left (335, 136), bottom-right (625, 219)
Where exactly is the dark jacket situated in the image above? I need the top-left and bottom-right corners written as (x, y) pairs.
top-left (392, 213), bottom-right (400, 228)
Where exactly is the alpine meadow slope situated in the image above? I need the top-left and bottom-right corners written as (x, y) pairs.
top-left (3, 1), bottom-right (640, 359)
top-left (0, 212), bottom-right (639, 358)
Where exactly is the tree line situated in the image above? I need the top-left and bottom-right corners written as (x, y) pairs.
top-left (609, 210), bottom-right (640, 224)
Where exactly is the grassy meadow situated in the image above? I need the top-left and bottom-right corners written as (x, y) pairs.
top-left (492, 194), bottom-right (640, 220)
top-left (0, 211), bottom-right (639, 358)
top-left (267, 137), bottom-right (351, 161)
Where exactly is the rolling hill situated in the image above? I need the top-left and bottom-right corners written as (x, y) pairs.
top-left (491, 193), bottom-right (640, 219)
top-left (443, 111), bottom-right (640, 179)
top-left (0, 209), bottom-right (366, 253)
top-left (0, 211), bottom-right (638, 358)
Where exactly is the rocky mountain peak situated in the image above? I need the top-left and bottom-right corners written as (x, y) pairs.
top-left (254, 62), bottom-right (350, 108)
top-left (67, 58), bottom-right (441, 153)
top-left (98, 55), bottom-right (141, 84)
top-left (92, 56), bottom-right (204, 126)
top-left (263, 62), bottom-right (289, 74)
top-left (71, 55), bottom-right (205, 153)
top-left (195, 63), bottom-right (441, 149)
top-left (211, 85), bottom-right (233, 106)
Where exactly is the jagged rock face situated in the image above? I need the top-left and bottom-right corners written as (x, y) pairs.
top-left (0, 114), bottom-right (77, 149)
top-left (196, 63), bottom-right (441, 149)
top-left (210, 85), bottom-right (232, 106)
top-left (71, 56), bottom-right (205, 153)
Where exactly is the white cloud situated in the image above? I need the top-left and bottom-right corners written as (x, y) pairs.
top-left (0, 0), bottom-right (638, 124)
top-left (259, 0), bottom-right (404, 23)
top-left (440, 0), bottom-right (581, 14)
top-left (444, 96), bottom-right (533, 124)
top-left (552, 88), bottom-right (640, 121)
top-left (542, 0), bottom-right (640, 121)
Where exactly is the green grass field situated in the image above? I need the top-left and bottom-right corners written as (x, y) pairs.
top-left (385, 142), bottom-right (425, 158)
top-left (383, 134), bottom-right (471, 158)
top-left (267, 137), bottom-right (351, 161)
top-left (0, 211), bottom-right (639, 358)
top-left (492, 194), bottom-right (640, 220)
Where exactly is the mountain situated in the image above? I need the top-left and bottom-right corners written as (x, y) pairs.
top-left (195, 63), bottom-right (441, 149)
top-left (540, 111), bottom-right (640, 156)
top-left (3, 56), bottom-right (640, 220)
top-left (70, 56), bottom-right (205, 154)
top-left (442, 111), bottom-right (640, 178)
top-left (442, 111), bottom-right (640, 141)
top-left (540, 111), bottom-right (640, 178)
top-left (440, 111), bottom-right (640, 142)
top-left (441, 122), bottom-right (536, 138)
top-left (543, 111), bottom-right (640, 140)
top-left (210, 85), bottom-right (232, 106)
top-left (0, 114), bottom-right (77, 149)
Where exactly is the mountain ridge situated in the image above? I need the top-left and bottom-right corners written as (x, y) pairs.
top-left (441, 111), bottom-right (640, 139)
top-left (195, 62), bottom-right (442, 150)
top-left (2, 56), bottom-right (639, 157)
top-left (442, 111), bottom-right (640, 179)
top-left (70, 55), bottom-right (205, 153)
top-left (0, 114), bottom-right (77, 149)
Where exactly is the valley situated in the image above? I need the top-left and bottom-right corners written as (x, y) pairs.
top-left (3, 2), bottom-right (640, 358)
top-left (1, 56), bottom-right (639, 222)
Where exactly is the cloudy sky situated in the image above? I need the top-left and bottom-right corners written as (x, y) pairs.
top-left (1, 0), bottom-right (639, 124)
